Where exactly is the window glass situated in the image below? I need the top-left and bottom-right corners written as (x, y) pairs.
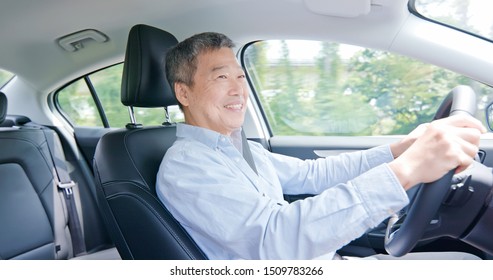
top-left (57, 79), bottom-right (103, 127)
top-left (242, 40), bottom-right (493, 136)
top-left (56, 63), bottom-right (183, 128)
top-left (88, 64), bottom-right (128, 127)
top-left (0, 69), bottom-right (14, 88)
top-left (412, 0), bottom-right (493, 42)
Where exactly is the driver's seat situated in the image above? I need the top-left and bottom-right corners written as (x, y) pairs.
top-left (93, 24), bottom-right (207, 259)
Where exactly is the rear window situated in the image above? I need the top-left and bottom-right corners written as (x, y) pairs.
top-left (56, 63), bottom-right (184, 128)
top-left (0, 69), bottom-right (14, 88)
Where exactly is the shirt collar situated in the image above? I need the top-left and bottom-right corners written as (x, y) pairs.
top-left (176, 123), bottom-right (243, 153)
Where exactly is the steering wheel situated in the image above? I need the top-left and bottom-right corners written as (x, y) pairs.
top-left (384, 85), bottom-right (478, 257)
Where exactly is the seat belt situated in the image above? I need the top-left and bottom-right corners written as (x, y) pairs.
top-left (41, 129), bottom-right (87, 257)
top-left (241, 129), bottom-right (258, 175)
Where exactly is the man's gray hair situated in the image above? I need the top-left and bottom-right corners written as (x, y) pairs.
top-left (165, 32), bottom-right (235, 100)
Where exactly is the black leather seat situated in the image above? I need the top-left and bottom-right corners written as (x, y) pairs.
top-left (93, 24), bottom-right (207, 260)
top-left (0, 92), bottom-right (74, 259)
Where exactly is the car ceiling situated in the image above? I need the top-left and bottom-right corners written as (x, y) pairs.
top-left (0, 0), bottom-right (492, 94)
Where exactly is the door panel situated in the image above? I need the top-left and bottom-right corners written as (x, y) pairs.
top-left (269, 135), bottom-right (402, 160)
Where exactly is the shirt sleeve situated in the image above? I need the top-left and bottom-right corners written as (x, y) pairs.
top-left (258, 143), bottom-right (395, 195)
top-left (157, 141), bottom-right (409, 260)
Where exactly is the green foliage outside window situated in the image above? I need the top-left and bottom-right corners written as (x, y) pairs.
top-left (57, 64), bottom-right (183, 127)
top-left (0, 69), bottom-right (14, 88)
top-left (57, 79), bottom-right (103, 127)
top-left (243, 40), bottom-right (493, 136)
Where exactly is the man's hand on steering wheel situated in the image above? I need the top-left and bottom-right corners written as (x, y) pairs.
top-left (384, 85), bottom-right (491, 257)
top-left (389, 115), bottom-right (486, 190)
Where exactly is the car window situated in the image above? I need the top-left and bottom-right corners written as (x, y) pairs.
top-left (56, 63), bottom-right (184, 128)
top-left (242, 40), bottom-right (493, 136)
top-left (0, 69), bottom-right (14, 88)
top-left (411, 0), bottom-right (493, 42)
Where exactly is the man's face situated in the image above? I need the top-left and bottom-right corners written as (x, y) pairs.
top-left (176, 47), bottom-right (249, 136)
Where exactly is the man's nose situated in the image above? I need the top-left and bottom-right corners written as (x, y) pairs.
top-left (229, 79), bottom-right (244, 95)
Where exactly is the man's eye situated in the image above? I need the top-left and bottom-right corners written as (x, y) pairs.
top-left (217, 75), bottom-right (227, 79)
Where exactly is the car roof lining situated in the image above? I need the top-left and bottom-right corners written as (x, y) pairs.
top-left (0, 0), bottom-right (408, 93)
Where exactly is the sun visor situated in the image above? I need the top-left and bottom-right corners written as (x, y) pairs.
top-left (304, 0), bottom-right (371, 17)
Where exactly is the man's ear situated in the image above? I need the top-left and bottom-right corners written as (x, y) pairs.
top-left (174, 82), bottom-right (190, 107)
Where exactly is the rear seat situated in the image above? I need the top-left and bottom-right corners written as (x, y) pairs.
top-left (0, 91), bottom-right (120, 260)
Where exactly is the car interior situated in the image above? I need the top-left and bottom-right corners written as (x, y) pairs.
top-left (1, 0), bottom-right (493, 262)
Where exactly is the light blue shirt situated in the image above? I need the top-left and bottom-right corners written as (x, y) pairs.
top-left (156, 123), bottom-right (409, 260)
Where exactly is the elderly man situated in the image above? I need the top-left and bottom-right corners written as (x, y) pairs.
top-left (156, 32), bottom-right (484, 260)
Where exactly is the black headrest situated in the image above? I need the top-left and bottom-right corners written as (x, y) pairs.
top-left (121, 24), bottom-right (179, 108)
top-left (0, 91), bottom-right (7, 123)
top-left (0, 115), bottom-right (31, 127)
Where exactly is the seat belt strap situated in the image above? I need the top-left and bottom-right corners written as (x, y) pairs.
top-left (241, 129), bottom-right (258, 175)
top-left (41, 129), bottom-right (87, 257)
